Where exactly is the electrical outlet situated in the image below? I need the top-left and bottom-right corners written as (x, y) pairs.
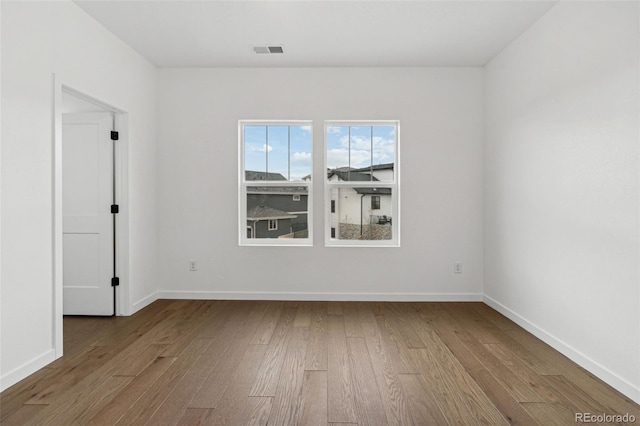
top-left (189, 260), bottom-right (197, 271)
top-left (454, 262), bottom-right (462, 274)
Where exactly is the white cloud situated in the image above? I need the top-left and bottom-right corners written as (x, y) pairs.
top-left (328, 137), bottom-right (395, 168)
top-left (373, 136), bottom-right (395, 157)
top-left (350, 136), bottom-right (372, 150)
top-left (300, 125), bottom-right (311, 133)
top-left (349, 150), bottom-right (374, 168)
top-left (292, 151), bottom-right (311, 162)
top-left (339, 135), bottom-right (393, 152)
top-left (327, 148), bottom-right (349, 169)
top-left (328, 126), bottom-right (396, 168)
top-left (327, 126), bottom-right (342, 134)
top-left (327, 148), bottom-right (372, 169)
top-left (249, 144), bottom-right (272, 153)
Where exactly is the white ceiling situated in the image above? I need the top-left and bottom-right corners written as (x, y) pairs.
top-left (74, 1), bottom-right (557, 68)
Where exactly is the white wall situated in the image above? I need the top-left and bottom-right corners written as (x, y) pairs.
top-left (1, 1), bottom-right (157, 391)
top-left (157, 68), bottom-right (484, 300)
top-left (484, 1), bottom-right (640, 402)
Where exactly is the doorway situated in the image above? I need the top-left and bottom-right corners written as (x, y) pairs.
top-left (53, 82), bottom-right (129, 357)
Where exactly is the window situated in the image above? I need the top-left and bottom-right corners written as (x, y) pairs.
top-left (371, 195), bottom-right (380, 210)
top-left (325, 121), bottom-right (399, 246)
top-left (240, 121), bottom-right (312, 245)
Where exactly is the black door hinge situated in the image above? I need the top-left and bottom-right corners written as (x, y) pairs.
top-left (111, 277), bottom-right (120, 287)
top-left (111, 131), bottom-right (119, 141)
top-left (111, 204), bottom-right (119, 214)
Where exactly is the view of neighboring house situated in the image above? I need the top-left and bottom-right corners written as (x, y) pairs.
top-left (245, 171), bottom-right (309, 239)
top-left (245, 171), bottom-right (289, 181)
top-left (328, 163), bottom-right (393, 240)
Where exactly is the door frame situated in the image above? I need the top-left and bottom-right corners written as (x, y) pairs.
top-left (52, 76), bottom-right (130, 358)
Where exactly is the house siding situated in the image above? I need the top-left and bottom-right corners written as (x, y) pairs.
top-left (247, 193), bottom-right (308, 232)
top-left (249, 218), bottom-right (295, 239)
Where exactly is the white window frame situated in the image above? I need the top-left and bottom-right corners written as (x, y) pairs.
top-left (239, 120), bottom-right (313, 246)
top-left (268, 219), bottom-right (278, 230)
top-left (324, 120), bottom-right (400, 247)
top-left (292, 194), bottom-right (301, 201)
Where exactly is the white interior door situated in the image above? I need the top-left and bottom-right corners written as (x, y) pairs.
top-left (63, 113), bottom-right (114, 315)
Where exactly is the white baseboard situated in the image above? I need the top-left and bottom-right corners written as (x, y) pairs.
top-left (131, 291), bottom-right (159, 315)
top-left (0, 349), bottom-right (56, 393)
top-left (483, 295), bottom-right (640, 405)
top-left (157, 290), bottom-right (483, 302)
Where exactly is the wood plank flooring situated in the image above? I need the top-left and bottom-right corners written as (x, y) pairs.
top-left (1, 300), bottom-right (638, 425)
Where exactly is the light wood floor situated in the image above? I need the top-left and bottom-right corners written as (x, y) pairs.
top-left (1, 300), bottom-right (638, 425)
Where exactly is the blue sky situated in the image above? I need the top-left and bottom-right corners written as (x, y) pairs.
top-left (244, 125), bottom-right (312, 181)
top-left (326, 125), bottom-right (395, 170)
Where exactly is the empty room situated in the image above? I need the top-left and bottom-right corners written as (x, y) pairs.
top-left (1, 0), bottom-right (639, 424)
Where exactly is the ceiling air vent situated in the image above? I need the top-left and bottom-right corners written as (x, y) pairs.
top-left (253, 45), bottom-right (284, 54)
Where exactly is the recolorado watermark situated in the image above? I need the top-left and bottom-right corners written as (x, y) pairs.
top-left (575, 412), bottom-right (636, 423)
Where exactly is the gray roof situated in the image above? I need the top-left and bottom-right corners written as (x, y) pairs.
top-left (245, 171), bottom-right (287, 181)
top-left (354, 187), bottom-right (392, 195)
top-left (352, 163), bottom-right (394, 172)
top-left (327, 170), bottom-right (379, 182)
top-left (247, 186), bottom-right (308, 194)
top-left (247, 205), bottom-right (297, 220)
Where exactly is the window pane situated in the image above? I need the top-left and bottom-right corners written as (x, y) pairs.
top-left (290, 125), bottom-right (312, 181)
top-left (327, 125), bottom-right (369, 182)
top-left (348, 126), bottom-right (372, 172)
top-left (244, 125), bottom-right (267, 179)
top-left (247, 186), bottom-right (309, 239)
top-left (326, 125), bottom-right (349, 170)
top-left (372, 125), bottom-right (395, 182)
top-left (326, 125), bottom-right (395, 182)
top-left (265, 126), bottom-right (289, 180)
top-left (245, 124), bottom-right (312, 182)
top-left (328, 187), bottom-right (392, 241)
